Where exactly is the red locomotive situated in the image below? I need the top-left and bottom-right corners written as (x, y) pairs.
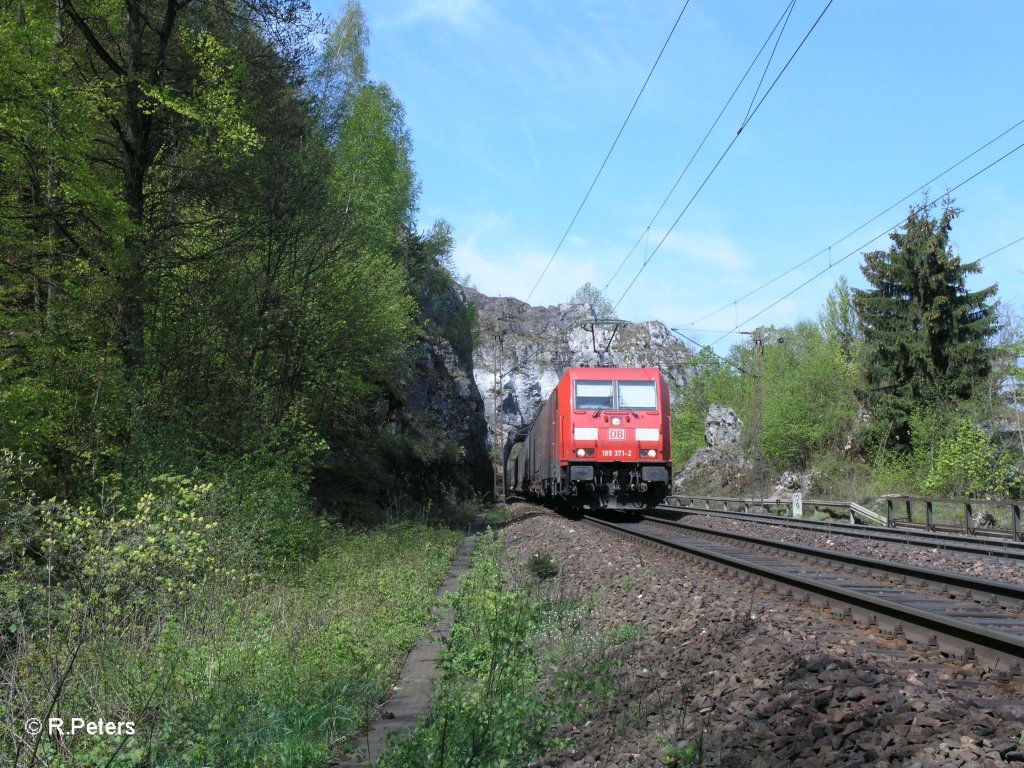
top-left (508, 367), bottom-right (672, 511)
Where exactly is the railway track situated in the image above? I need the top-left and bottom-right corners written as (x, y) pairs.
top-left (653, 504), bottom-right (1024, 562)
top-left (584, 514), bottom-right (1024, 674)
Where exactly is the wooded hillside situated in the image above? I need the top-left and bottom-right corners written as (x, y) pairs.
top-left (2, 1), bottom-right (486, 763)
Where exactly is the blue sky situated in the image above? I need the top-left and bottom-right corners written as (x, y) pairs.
top-left (313, 0), bottom-right (1024, 352)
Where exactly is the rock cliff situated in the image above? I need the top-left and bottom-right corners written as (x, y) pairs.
top-left (464, 287), bottom-right (692, 463)
top-left (314, 282), bottom-right (493, 518)
top-left (673, 404), bottom-right (751, 494)
top-left (394, 283), bottom-right (493, 497)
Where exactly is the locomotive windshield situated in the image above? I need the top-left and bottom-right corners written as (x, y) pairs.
top-left (575, 380), bottom-right (613, 409)
top-left (618, 380), bottom-right (657, 410)
top-left (574, 379), bottom-right (658, 410)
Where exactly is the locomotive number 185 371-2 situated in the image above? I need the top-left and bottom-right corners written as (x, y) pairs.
top-left (600, 448), bottom-right (634, 458)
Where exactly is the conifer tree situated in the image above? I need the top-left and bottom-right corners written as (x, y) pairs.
top-left (853, 200), bottom-right (998, 448)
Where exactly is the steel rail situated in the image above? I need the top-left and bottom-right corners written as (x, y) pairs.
top-left (643, 516), bottom-right (1024, 606)
top-left (584, 516), bottom-right (1024, 672)
top-left (651, 505), bottom-right (1024, 562)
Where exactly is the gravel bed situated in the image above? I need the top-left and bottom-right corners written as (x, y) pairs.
top-left (673, 513), bottom-right (1024, 585)
top-left (501, 505), bottom-right (1024, 768)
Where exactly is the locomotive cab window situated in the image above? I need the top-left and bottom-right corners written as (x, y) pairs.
top-left (617, 381), bottom-right (657, 410)
top-left (575, 380), bottom-right (613, 410)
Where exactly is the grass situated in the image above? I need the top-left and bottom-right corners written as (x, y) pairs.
top-left (5, 518), bottom-right (462, 768)
top-left (155, 524), bottom-right (461, 767)
top-left (482, 504), bottom-right (514, 527)
top-left (378, 534), bottom-right (643, 768)
top-left (527, 551), bottom-right (559, 579)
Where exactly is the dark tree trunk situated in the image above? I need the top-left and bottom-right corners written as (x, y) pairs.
top-left (120, 0), bottom-right (149, 376)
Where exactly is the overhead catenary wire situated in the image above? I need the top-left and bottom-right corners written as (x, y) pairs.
top-left (669, 328), bottom-right (753, 377)
top-left (524, 0), bottom-right (692, 304)
top-left (602, 0), bottom-right (799, 293)
top-left (705, 138), bottom-right (1024, 349)
top-left (977, 234), bottom-right (1024, 264)
top-left (681, 116), bottom-right (1024, 330)
top-left (516, 1), bottom-right (827, 385)
top-left (668, 238), bottom-right (1022, 381)
top-left (612, 0), bottom-right (835, 312)
top-left (741, 0), bottom-right (796, 128)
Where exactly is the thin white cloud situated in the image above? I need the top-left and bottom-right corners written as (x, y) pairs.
top-left (392, 0), bottom-right (491, 32)
top-left (522, 122), bottom-right (541, 175)
top-left (453, 214), bottom-right (599, 305)
top-left (659, 231), bottom-right (751, 275)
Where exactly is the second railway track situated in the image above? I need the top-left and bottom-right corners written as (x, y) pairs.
top-left (584, 514), bottom-right (1024, 674)
top-left (654, 504), bottom-right (1024, 562)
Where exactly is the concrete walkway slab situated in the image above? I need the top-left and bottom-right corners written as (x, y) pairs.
top-left (330, 517), bottom-right (483, 767)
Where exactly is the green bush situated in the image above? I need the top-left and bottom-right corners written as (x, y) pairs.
top-left (870, 407), bottom-right (1015, 499)
top-left (3, 462), bottom-right (461, 768)
top-left (760, 323), bottom-right (858, 470)
top-left (673, 323), bottom-right (858, 474)
top-left (671, 347), bottom-right (747, 464)
top-left (528, 551), bottom-right (559, 580)
top-left (380, 534), bottom-right (639, 768)
top-left (923, 419), bottom-right (1013, 498)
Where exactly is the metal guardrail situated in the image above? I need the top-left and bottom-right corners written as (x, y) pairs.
top-left (665, 494), bottom-right (885, 525)
top-left (878, 494), bottom-right (1024, 541)
top-left (666, 493), bottom-right (1024, 540)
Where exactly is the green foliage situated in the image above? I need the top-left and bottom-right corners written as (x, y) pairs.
top-left (669, 205), bottom-right (1018, 499)
top-left (39, 477), bottom-right (218, 610)
top-left (569, 281), bottom-right (615, 319)
top-left (760, 322), bottom-right (859, 469)
top-left (482, 505), bottom-right (513, 527)
top-left (312, 0), bottom-right (370, 136)
top-left (869, 406), bottom-right (1016, 499)
top-left (149, 524), bottom-right (459, 767)
top-left (673, 324), bottom-right (857, 473)
top-left (818, 275), bottom-right (862, 364)
top-left (870, 406), bottom-right (945, 494)
top-left (401, 220), bottom-right (478, 367)
top-left (528, 551), bottom-right (559, 579)
top-left (330, 82), bottom-right (419, 249)
top-left (854, 199), bottom-right (998, 449)
top-left (4, 477), bottom-right (461, 767)
top-left (380, 535), bottom-right (552, 766)
top-left (0, 0), bottom-right (473, 512)
top-left (177, 29), bottom-right (263, 158)
top-left (662, 741), bottom-right (702, 767)
top-left (380, 535), bottom-right (628, 768)
top-left (923, 419), bottom-right (1013, 498)
top-left (809, 452), bottom-right (873, 504)
top-left (2, 0), bottom-right (488, 764)
top-left (671, 347), bottom-right (748, 464)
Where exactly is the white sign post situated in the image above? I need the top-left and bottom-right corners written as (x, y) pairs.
top-left (792, 492), bottom-right (803, 518)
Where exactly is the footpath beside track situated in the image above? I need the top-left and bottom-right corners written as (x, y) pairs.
top-left (585, 515), bottom-right (1024, 674)
top-left (331, 515), bottom-right (485, 767)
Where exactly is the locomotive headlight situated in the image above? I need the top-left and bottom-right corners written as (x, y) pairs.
top-left (611, 417), bottom-right (621, 426)
top-left (646, 449), bottom-right (657, 457)
top-left (577, 448), bottom-right (586, 457)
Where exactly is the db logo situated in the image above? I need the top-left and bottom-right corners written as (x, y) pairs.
top-left (608, 429), bottom-right (625, 440)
